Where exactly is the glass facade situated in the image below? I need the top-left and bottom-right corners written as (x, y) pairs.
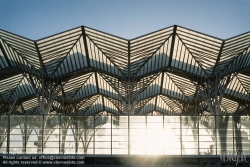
top-left (0, 115), bottom-right (249, 155)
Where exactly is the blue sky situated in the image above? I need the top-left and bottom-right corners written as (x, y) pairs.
top-left (0, 0), bottom-right (249, 40)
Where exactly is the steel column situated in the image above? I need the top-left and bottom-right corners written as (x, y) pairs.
top-left (24, 115), bottom-right (27, 153)
top-left (215, 115), bottom-right (217, 155)
top-left (59, 115), bottom-right (61, 153)
top-left (163, 115), bottom-right (164, 155)
top-left (42, 114), bottom-right (44, 153)
top-left (111, 115), bottom-right (112, 155)
top-left (180, 115), bottom-right (182, 155)
top-left (198, 115), bottom-right (199, 155)
top-left (75, 116), bottom-right (78, 153)
top-left (146, 115), bottom-right (147, 155)
top-left (233, 117), bottom-right (235, 152)
top-left (7, 114), bottom-right (10, 154)
top-left (93, 116), bottom-right (95, 154)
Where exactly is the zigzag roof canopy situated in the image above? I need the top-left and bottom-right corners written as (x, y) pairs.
top-left (0, 25), bottom-right (249, 116)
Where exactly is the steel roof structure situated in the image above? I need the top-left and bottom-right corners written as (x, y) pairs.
top-left (0, 25), bottom-right (250, 116)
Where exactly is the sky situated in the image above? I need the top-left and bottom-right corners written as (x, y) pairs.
top-left (0, 0), bottom-right (250, 40)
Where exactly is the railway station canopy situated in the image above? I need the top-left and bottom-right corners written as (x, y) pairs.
top-left (0, 25), bottom-right (249, 116)
top-left (0, 25), bottom-right (250, 156)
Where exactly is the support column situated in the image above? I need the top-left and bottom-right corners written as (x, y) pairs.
top-left (111, 115), bottom-right (112, 155)
top-left (233, 117), bottom-right (235, 152)
top-left (146, 116), bottom-right (147, 155)
top-left (128, 113), bottom-right (130, 155)
top-left (42, 114), bottom-right (44, 153)
top-left (163, 115), bottom-right (164, 155)
top-left (218, 116), bottom-right (229, 154)
top-left (36, 115), bottom-right (44, 153)
top-left (93, 116), bottom-right (95, 155)
top-left (23, 115), bottom-right (27, 153)
top-left (215, 115), bottom-right (217, 155)
top-left (233, 115), bottom-right (242, 153)
top-left (75, 116), bottom-right (79, 154)
top-left (59, 115), bottom-right (61, 153)
top-left (180, 115), bottom-right (182, 155)
top-left (60, 122), bottom-right (67, 154)
top-left (198, 115), bottom-right (200, 155)
top-left (7, 113), bottom-right (10, 154)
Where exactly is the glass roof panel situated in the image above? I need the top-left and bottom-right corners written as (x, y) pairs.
top-left (37, 27), bottom-right (82, 44)
top-left (162, 72), bottom-right (191, 101)
top-left (58, 72), bottom-right (93, 100)
top-left (0, 74), bottom-right (23, 101)
top-left (77, 95), bottom-right (100, 115)
top-left (159, 95), bottom-right (182, 114)
top-left (216, 33), bottom-right (250, 76)
top-left (85, 27), bottom-right (127, 76)
top-left (9, 77), bottom-right (35, 101)
top-left (130, 27), bottom-right (173, 77)
top-left (84, 95), bottom-right (103, 115)
top-left (221, 97), bottom-right (238, 114)
top-left (85, 27), bottom-right (127, 43)
top-left (22, 98), bottom-right (38, 112)
top-left (177, 27), bottom-right (222, 44)
top-left (0, 48), bottom-right (9, 69)
top-left (156, 96), bottom-right (174, 115)
top-left (136, 36), bottom-right (172, 77)
top-left (103, 97), bottom-right (120, 115)
top-left (177, 27), bottom-right (222, 76)
top-left (72, 73), bottom-right (97, 101)
top-left (237, 73), bottom-right (250, 95)
top-left (138, 73), bottom-right (162, 101)
top-left (139, 97), bottom-right (156, 115)
top-left (131, 26), bottom-right (173, 43)
top-left (220, 46), bottom-right (250, 77)
top-left (0, 30), bottom-right (34, 44)
top-left (98, 73), bottom-right (119, 100)
top-left (226, 75), bottom-right (249, 101)
top-left (37, 28), bottom-right (82, 76)
top-left (53, 37), bottom-right (88, 77)
top-left (171, 35), bottom-right (207, 76)
top-left (0, 30), bottom-right (40, 70)
top-left (225, 32), bottom-right (250, 44)
top-left (86, 36), bottom-right (123, 77)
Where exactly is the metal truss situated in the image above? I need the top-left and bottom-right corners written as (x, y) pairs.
top-left (0, 25), bottom-right (249, 117)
